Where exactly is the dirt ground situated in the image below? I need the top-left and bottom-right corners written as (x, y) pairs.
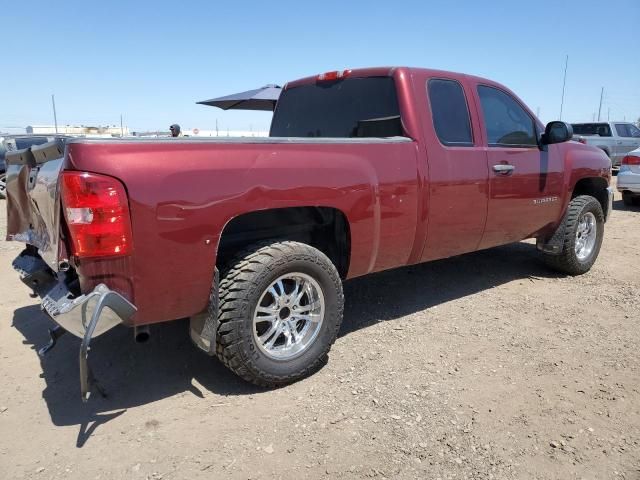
top-left (0, 179), bottom-right (638, 480)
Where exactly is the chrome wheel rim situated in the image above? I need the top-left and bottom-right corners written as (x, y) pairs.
top-left (253, 273), bottom-right (325, 361)
top-left (575, 212), bottom-right (597, 261)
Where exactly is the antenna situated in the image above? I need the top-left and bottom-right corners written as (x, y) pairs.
top-left (51, 94), bottom-right (58, 134)
top-left (559, 55), bottom-right (568, 120)
top-left (597, 87), bottom-right (604, 121)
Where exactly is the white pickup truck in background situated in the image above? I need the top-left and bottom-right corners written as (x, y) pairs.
top-left (572, 122), bottom-right (640, 170)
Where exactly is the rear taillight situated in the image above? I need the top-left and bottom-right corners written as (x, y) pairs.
top-left (60, 171), bottom-right (133, 258)
top-left (317, 69), bottom-right (351, 81)
top-left (622, 155), bottom-right (640, 166)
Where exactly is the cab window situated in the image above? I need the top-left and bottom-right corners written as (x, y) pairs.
top-left (427, 79), bottom-right (473, 146)
top-left (477, 86), bottom-right (537, 147)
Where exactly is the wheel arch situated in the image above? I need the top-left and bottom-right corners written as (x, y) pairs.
top-left (216, 206), bottom-right (351, 279)
top-left (571, 176), bottom-right (609, 216)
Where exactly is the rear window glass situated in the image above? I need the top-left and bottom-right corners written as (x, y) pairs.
top-left (270, 77), bottom-right (402, 138)
top-left (427, 79), bottom-right (473, 146)
top-left (571, 123), bottom-right (611, 136)
top-left (15, 137), bottom-right (49, 150)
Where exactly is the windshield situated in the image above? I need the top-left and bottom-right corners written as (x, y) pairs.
top-left (270, 77), bottom-right (402, 138)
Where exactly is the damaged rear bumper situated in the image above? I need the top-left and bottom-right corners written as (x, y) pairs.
top-left (13, 251), bottom-right (136, 401)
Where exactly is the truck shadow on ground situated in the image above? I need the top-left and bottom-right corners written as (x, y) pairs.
top-left (11, 241), bottom-right (559, 446)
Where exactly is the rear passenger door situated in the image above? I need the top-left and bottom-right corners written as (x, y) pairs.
top-left (420, 78), bottom-right (489, 261)
top-left (475, 85), bottom-right (564, 249)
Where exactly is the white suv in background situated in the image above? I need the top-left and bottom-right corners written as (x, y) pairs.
top-left (617, 147), bottom-right (640, 206)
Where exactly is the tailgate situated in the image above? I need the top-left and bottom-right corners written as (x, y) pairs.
top-left (5, 139), bottom-right (67, 271)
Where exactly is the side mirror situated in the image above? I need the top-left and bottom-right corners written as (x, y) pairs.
top-left (541, 121), bottom-right (573, 145)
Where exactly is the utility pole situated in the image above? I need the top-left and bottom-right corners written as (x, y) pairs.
top-left (216, 119), bottom-right (219, 137)
top-left (51, 94), bottom-right (58, 134)
top-left (559, 55), bottom-right (568, 120)
top-left (607, 108), bottom-right (610, 121)
top-left (597, 87), bottom-right (604, 121)
top-left (120, 114), bottom-right (124, 137)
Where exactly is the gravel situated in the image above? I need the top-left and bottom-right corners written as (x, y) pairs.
top-left (0, 182), bottom-right (638, 479)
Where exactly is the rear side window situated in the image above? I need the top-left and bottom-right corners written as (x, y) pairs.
top-left (614, 123), bottom-right (640, 137)
top-left (572, 123), bottom-right (611, 136)
top-left (270, 77), bottom-right (402, 138)
top-left (615, 124), bottom-right (629, 137)
top-left (427, 79), bottom-right (473, 146)
top-left (477, 86), bottom-right (537, 147)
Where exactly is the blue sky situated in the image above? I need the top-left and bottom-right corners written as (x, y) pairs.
top-left (2, 0), bottom-right (639, 133)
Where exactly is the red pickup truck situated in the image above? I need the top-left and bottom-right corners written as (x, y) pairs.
top-left (5, 67), bottom-right (613, 400)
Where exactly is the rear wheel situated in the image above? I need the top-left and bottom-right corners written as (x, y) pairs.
top-left (542, 195), bottom-right (604, 275)
top-left (216, 241), bottom-right (344, 387)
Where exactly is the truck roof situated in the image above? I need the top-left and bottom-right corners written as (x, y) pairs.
top-left (572, 121), bottom-right (634, 125)
top-left (284, 66), bottom-right (497, 90)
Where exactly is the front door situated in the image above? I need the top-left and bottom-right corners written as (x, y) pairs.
top-left (475, 85), bottom-right (564, 249)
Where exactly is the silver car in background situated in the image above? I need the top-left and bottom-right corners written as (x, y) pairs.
top-left (572, 122), bottom-right (640, 170)
top-left (618, 146), bottom-right (640, 206)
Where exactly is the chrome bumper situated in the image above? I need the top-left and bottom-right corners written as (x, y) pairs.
top-left (13, 251), bottom-right (136, 401)
top-left (41, 282), bottom-right (135, 339)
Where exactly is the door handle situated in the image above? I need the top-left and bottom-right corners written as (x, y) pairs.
top-left (493, 164), bottom-right (515, 175)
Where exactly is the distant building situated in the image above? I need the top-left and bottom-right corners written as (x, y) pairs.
top-left (132, 129), bottom-right (269, 138)
top-left (183, 129), bottom-right (268, 137)
top-left (26, 125), bottom-right (129, 136)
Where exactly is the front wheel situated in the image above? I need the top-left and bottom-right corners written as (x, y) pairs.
top-left (216, 241), bottom-right (344, 387)
top-left (542, 195), bottom-right (604, 275)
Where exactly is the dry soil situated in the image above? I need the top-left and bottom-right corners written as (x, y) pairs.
top-left (0, 180), bottom-right (638, 480)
